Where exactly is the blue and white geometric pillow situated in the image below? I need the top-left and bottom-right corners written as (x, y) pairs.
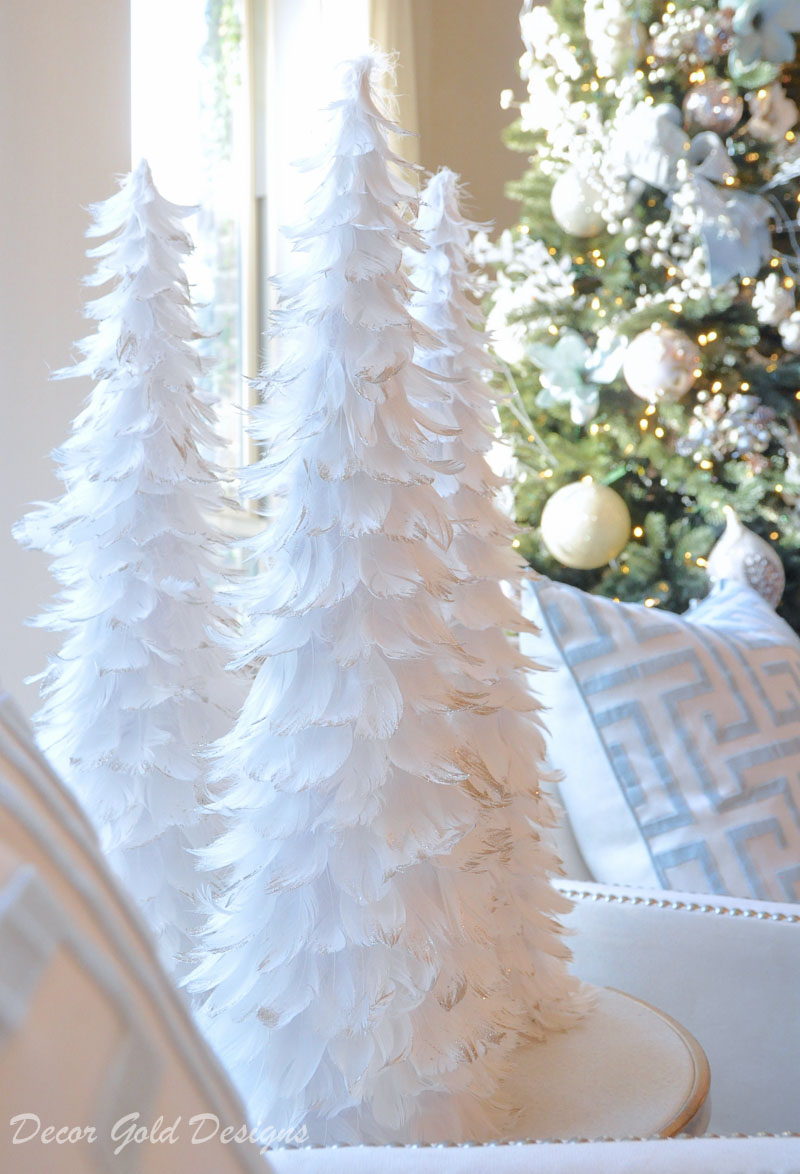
top-left (522, 578), bottom-right (800, 902)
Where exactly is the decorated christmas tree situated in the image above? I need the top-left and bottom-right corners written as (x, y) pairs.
top-left (189, 59), bottom-right (580, 1144)
top-left (483, 0), bottom-right (800, 626)
top-left (408, 167), bottom-right (581, 1016)
top-left (14, 161), bottom-right (239, 978)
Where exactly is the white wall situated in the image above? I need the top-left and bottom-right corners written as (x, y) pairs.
top-left (414, 0), bottom-right (525, 230)
top-left (0, 1), bottom-right (131, 715)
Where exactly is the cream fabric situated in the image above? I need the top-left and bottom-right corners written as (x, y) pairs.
top-left (560, 879), bottom-right (800, 1136)
top-left (0, 692), bottom-right (269, 1174)
top-left (369, 0), bottom-right (419, 163)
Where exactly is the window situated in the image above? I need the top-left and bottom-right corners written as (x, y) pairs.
top-left (131, 0), bottom-right (377, 493)
top-left (132, 0), bottom-right (252, 478)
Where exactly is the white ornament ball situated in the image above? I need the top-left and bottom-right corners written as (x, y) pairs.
top-left (622, 326), bottom-right (701, 403)
top-left (540, 480), bottom-right (631, 570)
top-left (550, 166), bottom-right (605, 237)
top-left (707, 506), bottom-right (785, 607)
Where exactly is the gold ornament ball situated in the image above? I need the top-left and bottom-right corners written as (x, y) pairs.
top-left (550, 166), bottom-right (605, 237)
top-left (623, 326), bottom-right (701, 403)
top-left (540, 480), bottom-right (632, 570)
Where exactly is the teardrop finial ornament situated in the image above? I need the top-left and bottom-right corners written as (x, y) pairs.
top-left (706, 505), bottom-right (785, 608)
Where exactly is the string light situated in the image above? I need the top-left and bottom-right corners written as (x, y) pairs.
top-left (548, 324), bottom-right (559, 335)
top-left (742, 277), bottom-right (752, 286)
top-left (698, 333), bottom-right (708, 345)
top-left (581, 475), bottom-right (593, 484)
top-left (784, 277), bottom-right (795, 289)
top-left (512, 538), bottom-right (521, 548)
top-left (712, 380), bottom-right (722, 391)
top-left (621, 565), bottom-right (630, 574)
top-left (645, 404), bottom-right (656, 416)
top-left (776, 483), bottom-right (784, 493)
top-left (740, 381), bottom-right (750, 390)
top-left (644, 598), bottom-right (659, 607)
top-left (633, 526), bottom-right (644, 538)
top-left (640, 418), bottom-right (649, 430)
top-left (707, 331), bottom-right (718, 341)
top-left (770, 531), bottom-right (780, 540)
top-left (696, 557), bottom-right (708, 567)
top-left (699, 459), bottom-right (713, 469)
top-left (692, 367), bottom-right (703, 377)
top-left (539, 468), bottom-right (554, 478)
top-left (655, 426), bottom-right (665, 438)
top-left (669, 302), bottom-right (682, 312)
top-left (771, 256), bottom-right (781, 266)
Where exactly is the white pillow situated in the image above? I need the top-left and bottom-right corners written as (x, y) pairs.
top-left (522, 579), bottom-right (800, 902)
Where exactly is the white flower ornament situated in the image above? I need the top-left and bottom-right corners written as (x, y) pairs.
top-left (529, 330), bottom-right (626, 425)
top-left (727, 0), bottom-right (800, 65)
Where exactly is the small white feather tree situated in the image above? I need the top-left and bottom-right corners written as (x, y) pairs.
top-left (14, 160), bottom-right (239, 979)
top-left (407, 167), bottom-right (585, 1028)
top-left (190, 59), bottom-right (581, 1144)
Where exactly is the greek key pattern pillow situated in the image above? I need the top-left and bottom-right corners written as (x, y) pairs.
top-left (522, 579), bottom-right (800, 902)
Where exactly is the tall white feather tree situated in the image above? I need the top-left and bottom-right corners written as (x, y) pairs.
top-left (189, 59), bottom-right (581, 1144)
top-left (407, 166), bottom-right (585, 1038)
top-left (14, 160), bottom-right (240, 979)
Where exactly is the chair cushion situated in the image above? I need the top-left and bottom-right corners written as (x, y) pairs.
top-left (558, 879), bottom-right (800, 1137)
top-left (522, 578), bottom-right (800, 902)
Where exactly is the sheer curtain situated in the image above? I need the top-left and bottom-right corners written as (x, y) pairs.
top-left (263, 0), bottom-right (418, 276)
top-left (263, 0), bottom-right (370, 276)
top-left (369, 0), bottom-right (419, 164)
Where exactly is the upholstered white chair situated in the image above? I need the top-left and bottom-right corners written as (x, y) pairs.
top-left (267, 1136), bottom-right (800, 1173)
top-left (0, 691), bottom-right (265, 1174)
top-left (558, 878), bottom-right (800, 1137)
top-left (2, 687), bottom-right (798, 1173)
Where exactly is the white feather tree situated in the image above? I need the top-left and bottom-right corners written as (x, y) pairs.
top-left (14, 160), bottom-right (240, 979)
top-left (189, 60), bottom-right (582, 1144)
top-left (407, 166), bottom-right (585, 1034)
